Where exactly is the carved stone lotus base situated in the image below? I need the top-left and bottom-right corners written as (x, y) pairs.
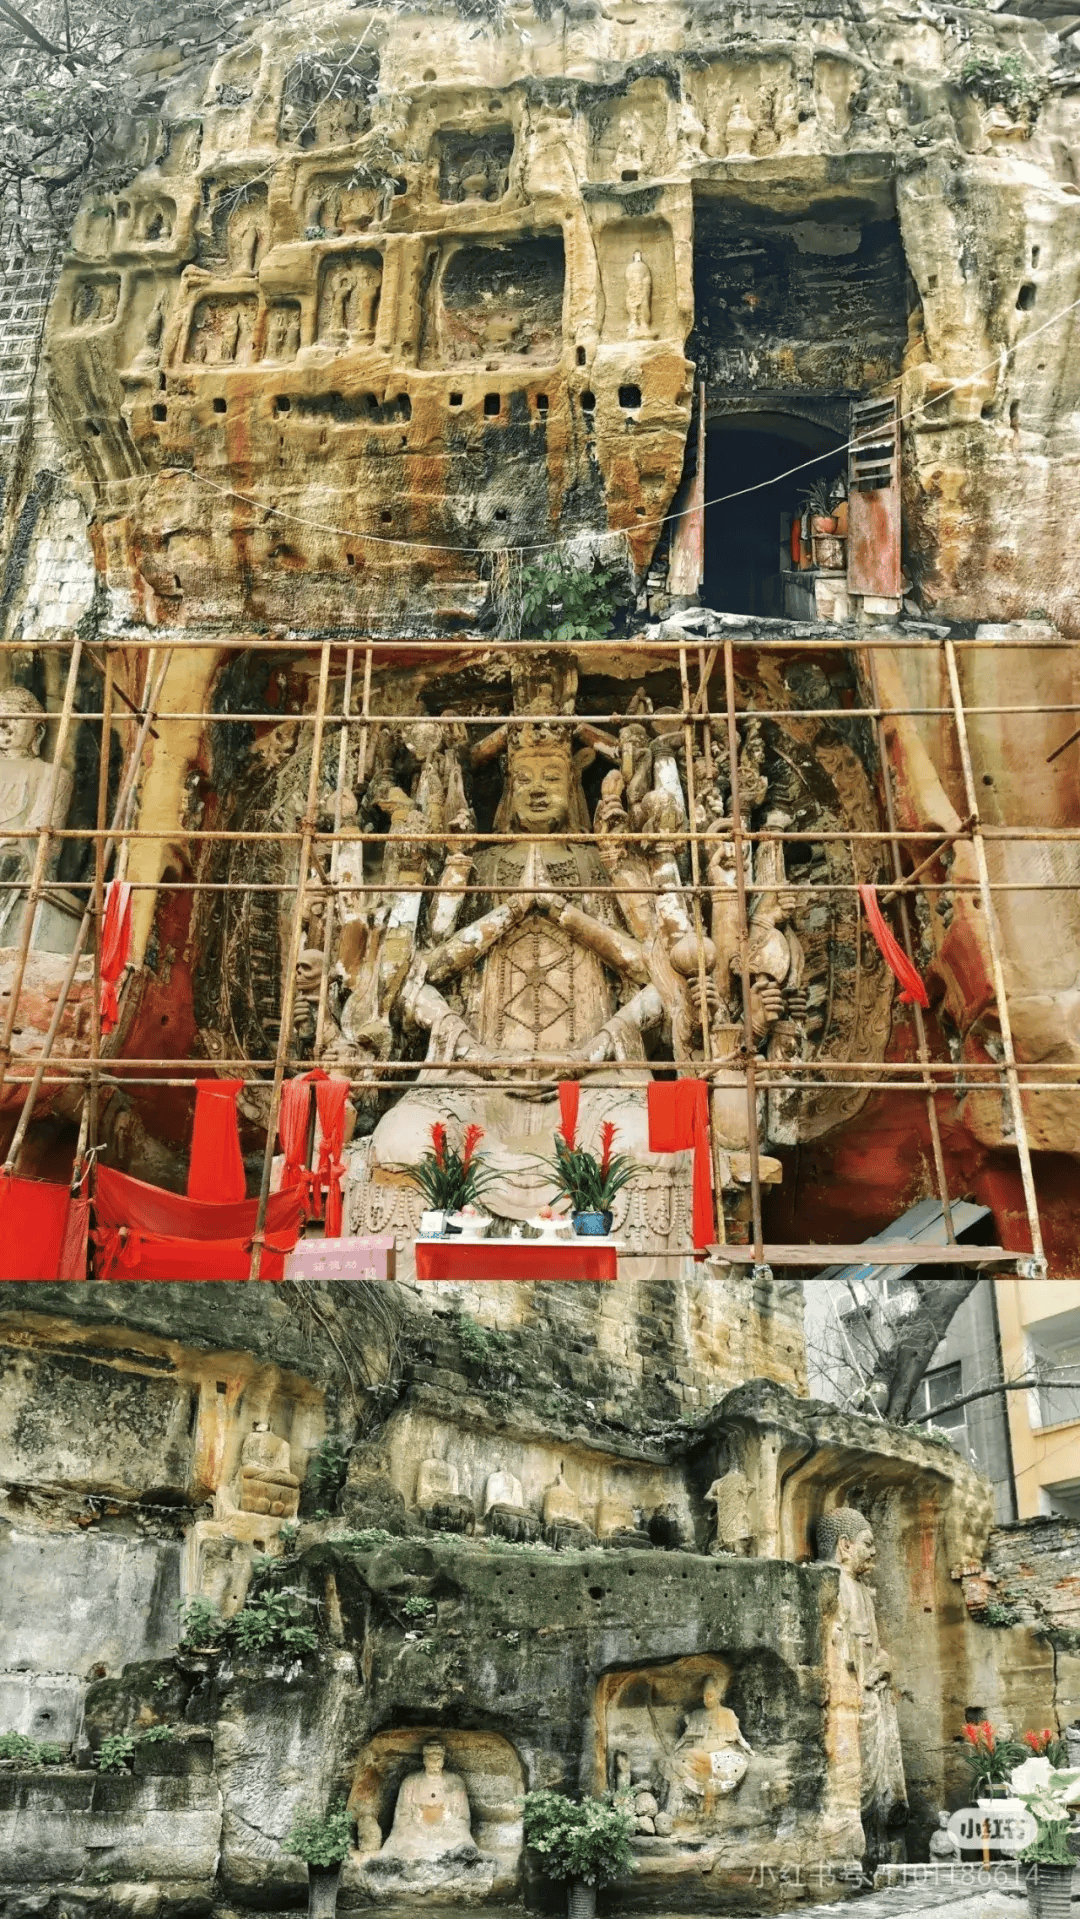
top-left (544, 1517), bottom-right (596, 1552)
top-left (424, 1494), bottom-right (476, 1535)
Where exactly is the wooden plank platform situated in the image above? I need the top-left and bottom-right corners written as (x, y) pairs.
top-left (710, 1243), bottom-right (1015, 1267)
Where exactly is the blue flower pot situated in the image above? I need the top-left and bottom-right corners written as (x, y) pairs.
top-left (573, 1211), bottom-right (612, 1236)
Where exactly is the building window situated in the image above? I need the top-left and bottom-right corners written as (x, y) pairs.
top-left (913, 1362), bottom-right (968, 1454)
top-left (1031, 1326), bottom-right (1080, 1429)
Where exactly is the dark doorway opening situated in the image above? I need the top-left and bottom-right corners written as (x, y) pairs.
top-left (703, 414), bottom-right (845, 618)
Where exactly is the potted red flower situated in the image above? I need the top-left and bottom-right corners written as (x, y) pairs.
top-left (408, 1123), bottom-right (498, 1233)
top-left (537, 1117), bottom-right (634, 1236)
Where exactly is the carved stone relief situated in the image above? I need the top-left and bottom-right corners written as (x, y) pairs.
top-left (348, 1727), bottom-right (521, 1899)
top-left (71, 276), bottom-right (120, 327)
top-left (317, 251), bottom-right (383, 347)
top-left (599, 1658), bottom-right (753, 1840)
top-left (434, 125), bottom-right (514, 202)
top-left (597, 219), bottom-right (673, 344)
top-left (185, 296), bottom-right (256, 364)
top-left (420, 235), bottom-right (564, 367)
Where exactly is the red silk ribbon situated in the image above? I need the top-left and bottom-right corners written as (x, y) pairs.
top-left (99, 880), bottom-right (133, 1035)
top-left (858, 884), bottom-right (930, 1008)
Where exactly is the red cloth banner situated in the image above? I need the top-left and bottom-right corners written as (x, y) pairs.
top-left (93, 1165), bottom-right (302, 1281)
top-left (99, 880), bottom-right (133, 1035)
top-left (647, 1079), bottom-right (715, 1250)
top-left (187, 1079), bottom-right (246, 1204)
top-left (277, 1070), bottom-right (350, 1234)
top-left (314, 1076), bottom-right (350, 1237)
top-left (858, 884), bottom-right (930, 1008)
top-left (0, 1172), bottom-right (89, 1279)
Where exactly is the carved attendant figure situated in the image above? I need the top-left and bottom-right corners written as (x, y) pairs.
top-left (625, 248), bottom-right (654, 338)
top-left (816, 1507), bottom-right (907, 1858)
top-left (0, 689), bottom-right (73, 945)
top-left (381, 1740), bottom-right (477, 1859)
top-left (352, 259), bottom-right (382, 342)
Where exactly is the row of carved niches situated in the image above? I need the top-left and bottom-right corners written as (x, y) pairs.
top-left (70, 217), bottom-right (674, 396)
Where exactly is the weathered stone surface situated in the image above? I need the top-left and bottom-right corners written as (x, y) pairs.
top-left (0, 1769), bottom-right (222, 1888)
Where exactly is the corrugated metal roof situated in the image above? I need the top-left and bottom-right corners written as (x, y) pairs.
top-left (815, 1197), bottom-right (991, 1290)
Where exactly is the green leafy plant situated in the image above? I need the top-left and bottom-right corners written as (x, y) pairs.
top-left (228, 1588), bottom-right (318, 1661)
top-left (958, 52), bottom-right (1043, 115)
top-left (279, 1520), bottom-right (300, 1552)
top-left (283, 1801), bottom-right (353, 1868)
top-left (408, 1121), bottom-right (498, 1213)
top-left (308, 1436), bottom-right (351, 1498)
top-left (96, 1733), bottom-right (136, 1773)
top-left (178, 1595), bottom-right (223, 1650)
top-left (536, 1116), bottom-right (634, 1217)
top-left (517, 553), bottom-right (630, 648)
top-left (336, 1527), bottom-right (392, 1551)
top-left (522, 1789), bottom-right (636, 1890)
top-left (985, 1601), bottom-right (1019, 1627)
top-left (0, 1731), bottom-right (64, 1767)
top-left (402, 1595), bottom-right (435, 1619)
top-left (454, 1311), bottom-right (505, 1370)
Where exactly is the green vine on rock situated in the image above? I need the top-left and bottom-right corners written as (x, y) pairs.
top-left (958, 52), bottom-right (1044, 116)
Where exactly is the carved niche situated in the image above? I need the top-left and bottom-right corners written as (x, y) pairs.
top-left (597, 219), bottom-right (674, 345)
top-left (316, 250), bottom-right (383, 348)
top-left (420, 236), bottom-right (564, 367)
top-left (71, 276), bottom-right (120, 328)
top-left (348, 1726), bottom-right (522, 1897)
top-left (184, 296), bottom-right (257, 365)
top-left (433, 125), bottom-right (514, 203)
top-left (279, 52), bottom-right (378, 148)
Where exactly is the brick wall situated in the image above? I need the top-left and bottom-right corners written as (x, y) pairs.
top-left (984, 1515), bottom-right (1080, 1633)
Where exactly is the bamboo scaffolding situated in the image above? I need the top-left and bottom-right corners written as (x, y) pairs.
top-left (2, 648), bottom-right (173, 1178)
top-left (246, 639), bottom-right (333, 1280)
top-left (0, 606), bottom-right (1069, 1275)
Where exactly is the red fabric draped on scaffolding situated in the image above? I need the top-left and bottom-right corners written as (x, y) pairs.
top-left (0, 1173), bottom-right (90, 1279)
top-left (277, 1070), bottom-right (350, 1235)
top-left (647, 1079), bottom-right (715, 1250)
top-left (187, 1078), bottom-right (246, 1204)
top-left (92, 1167), bottom-right (302, 1280)
top-left (99, 881), bottom-right (133, 1036)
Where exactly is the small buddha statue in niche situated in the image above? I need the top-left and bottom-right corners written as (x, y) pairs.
top-left (705, 1469), bottom-right (755, 1556)
top-left (625, 248), bottom-right (654, 338)
top-left (415, 1458), bottom-right (459, 1511)
top-left (663, 1676), bottom-right (752, 1822)
top-left (381, 1740), bottom-right (477, 1860)
top-left (0, 688), bottom-right (73, 946)
top-left (483, 1469), bottom-right (524, 1514)
top-left (238, 1421), bottom-right (301, 1517)
top-left (543, 1463), bottom-right (583, 1528)
top-left (815, 1507), bottom-right (907, 1857)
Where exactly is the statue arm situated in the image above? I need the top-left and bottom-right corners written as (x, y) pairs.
top-left (548, 900), bottom-right (651, 986)
top-left (424, 894), bottom-right (529, 984)
top-left (570, 983), bottom-right (663, 1063)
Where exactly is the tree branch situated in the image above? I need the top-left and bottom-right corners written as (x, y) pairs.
top-left (910, 1372), bottom-right (1080, 1424)
top-left (0, 0), bottom-right (76, 65)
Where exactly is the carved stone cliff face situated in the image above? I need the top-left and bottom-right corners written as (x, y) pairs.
top-left (44, 0), bottom-right (1080, 633)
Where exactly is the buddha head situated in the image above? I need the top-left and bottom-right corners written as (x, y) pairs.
top-left (421, 1739), bottom-right (447, 1775)
top-left (816, 1506), bottom-right (876, 1579)
top-left (0, 687), bottom-right (46, 759)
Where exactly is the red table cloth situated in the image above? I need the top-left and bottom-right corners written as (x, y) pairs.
top-left (415, 1239), bottom-right (617, 1282)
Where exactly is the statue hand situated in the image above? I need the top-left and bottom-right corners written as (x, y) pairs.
top-left (749, 980), bottom-right (784, 1036)
top-left (538, 890), bottom-right (568, 919)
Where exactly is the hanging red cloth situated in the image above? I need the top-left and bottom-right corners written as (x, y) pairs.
top-left (99, 880), bottom-right (133, 1036)
top-left (858, 884), bottom-right (930, 1008)
top-left (278, 1070), bottom-right (320, 1215)
top-left (93, 1165), bottom-right (302, 1281)
top-left (58, 1184), bottom-right (90, 1280)
top-left (558, 1081), bottom-right (580, 1146)
top-left (647, 1080), bottom-right (715, 1250)
top-left (0, 1172), bottom-right (88, 1279)
top-left (314, 1076), bottom-right (350, 1237)
top-left (187, 1079), bottom-right (246, 1204)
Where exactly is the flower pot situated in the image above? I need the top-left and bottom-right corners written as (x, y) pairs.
top-left (308, 1862), bottom-right (341, 1919)
top-left (567, 1883), bottom-right (597, 1919)
top-left (573, 1211), bottom-right (612, 1236)
top-left (812, 534), bottom-right (846, 570)
top-left (1025, 1863), bottom-right (1075, 1919)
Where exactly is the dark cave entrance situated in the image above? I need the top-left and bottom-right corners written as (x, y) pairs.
top-left (703, 413), bottom-right (846, 618)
